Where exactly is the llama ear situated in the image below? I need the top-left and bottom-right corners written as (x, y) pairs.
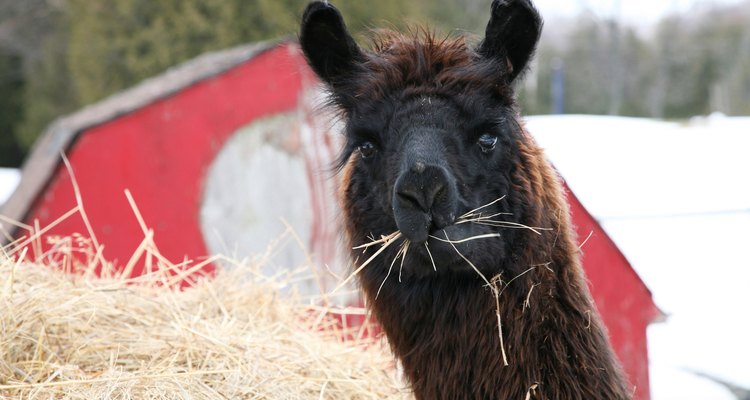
top-left (478, 0), bottom-right (543, 83)
top-left (300, 2), bottom-right (364, 87)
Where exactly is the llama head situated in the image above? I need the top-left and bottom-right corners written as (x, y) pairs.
top-left (300, 1), bottom-right (545, 280)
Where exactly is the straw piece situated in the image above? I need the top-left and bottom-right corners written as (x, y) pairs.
top-left (60, 153), bottom-right (107, 270)
top-left (333, 232), bottom-right (402, 294)
top-left (428, 233), bottom-right (501, 244)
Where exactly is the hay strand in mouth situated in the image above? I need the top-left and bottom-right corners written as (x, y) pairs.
top-left (441, 231), bottom-right (491, 289)
top-left (335, 231), bottom-right (402, 294)
top-left (457, 217), bottom-right (550, 235)
top-left (397, 240), bottom-right (410, 283)
top-left (341, 195), bottom-right (545, 293)
top-left (376, 240), bottom-right (404, 299)
top-left (456, 195), bottom-right (554, 236)
top-left (458, 196), bottom-right (507, 220)
top-left (428, 233), bottom-right (501, 244)
top-left (455, 196), bottom-right (551, 236)
top-left (424, 242), bottom-right (436, 272)
top-left (375, 238), bottom-right (410, 299)
top-left (352, 231), bottom-right (401, 250)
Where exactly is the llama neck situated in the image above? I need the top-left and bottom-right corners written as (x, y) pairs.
top-left (363, 257), bottom-right (632, 400)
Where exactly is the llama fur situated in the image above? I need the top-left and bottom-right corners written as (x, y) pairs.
top-left (300, 1), bottom-right (633, 399)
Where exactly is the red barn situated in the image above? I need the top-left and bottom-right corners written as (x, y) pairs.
top-left (0, 41), bottom-right (660, 399)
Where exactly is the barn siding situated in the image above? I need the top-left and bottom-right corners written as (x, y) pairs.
top-left (23, 44), bottom-right (307, 275)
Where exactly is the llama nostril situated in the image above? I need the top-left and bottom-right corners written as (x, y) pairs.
top-left (397, 190), bottom-right (428, 212)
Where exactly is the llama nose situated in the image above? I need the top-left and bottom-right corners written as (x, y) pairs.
top-left (396, 176), bottom-right (443, 212)
top-left (393, 163), bottom-right (457, 243)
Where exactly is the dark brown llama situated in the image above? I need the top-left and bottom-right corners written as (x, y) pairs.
top-left (300, 1), bottom-right (632, 399)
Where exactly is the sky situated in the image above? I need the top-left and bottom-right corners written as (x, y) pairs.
top-left (533, 0), bottom-right (746, 24)
top-left (527, 115), bottom-right (750, 400)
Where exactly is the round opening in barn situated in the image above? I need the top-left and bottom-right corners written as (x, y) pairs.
top-left (200, 112), bottom-right (314, 278)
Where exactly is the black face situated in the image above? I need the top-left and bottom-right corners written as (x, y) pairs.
top-left (300, 0), bottom-right (542, 280)
top-left (341, 91), bottom-right (525, 278)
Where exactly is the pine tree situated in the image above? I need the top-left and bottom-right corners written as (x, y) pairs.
top-left (0, 52), bottom-right (25, 166)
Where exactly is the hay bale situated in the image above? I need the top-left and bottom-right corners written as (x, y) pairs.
top-left (0, 243), bottom-right (409, 399)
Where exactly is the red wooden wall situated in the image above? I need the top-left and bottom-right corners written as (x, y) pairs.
top-left (567, 188), bottom-right (659, 399)
top-left (25, 44), bottom-right (308, 274)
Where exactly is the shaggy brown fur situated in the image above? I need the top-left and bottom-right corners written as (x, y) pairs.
top-left (301, 1), bottom-right (633, 399)
top-left (354, 31), bottom-right (514, 105)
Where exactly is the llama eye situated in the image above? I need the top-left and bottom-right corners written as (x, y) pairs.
top-left (477, 134), bottom-right (498, 153)
top-left (358, 142), bottom-right (377, 158)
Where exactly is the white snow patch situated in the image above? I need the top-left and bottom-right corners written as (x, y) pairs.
top-left (526, 115), bottom-right (750, 400)
top-left (0, 168), bottom-right (21, 206)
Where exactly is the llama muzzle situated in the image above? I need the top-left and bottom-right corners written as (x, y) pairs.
top-left (393, 161), bottom-right (458, 243)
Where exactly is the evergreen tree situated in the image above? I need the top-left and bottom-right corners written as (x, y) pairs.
top-left (0, 0), bottom-right (64, 165)
top-left (15, 12), bottom-right (75, 153)
top-left (0, 51), bottom-right (25, 167)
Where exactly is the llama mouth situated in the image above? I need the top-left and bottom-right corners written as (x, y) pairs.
top-left (402, 223), bottom-right (500, 278)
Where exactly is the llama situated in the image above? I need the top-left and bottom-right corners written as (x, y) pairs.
top-left (300, 1), bottom-right (632, 399)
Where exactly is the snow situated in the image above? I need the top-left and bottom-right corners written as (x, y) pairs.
top-left (526, 114), bottom-right (750, 400)
top-left (0, 168), bottom-right (21, 206)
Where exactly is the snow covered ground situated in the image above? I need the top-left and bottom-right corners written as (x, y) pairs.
top-left (526, 114), bottom-right (750, 400)
top-left (0, 168), bottom-right (20, 207)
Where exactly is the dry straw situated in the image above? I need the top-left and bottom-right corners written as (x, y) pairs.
top-left (0, 156), bottom-right (408, 399)
top-left (0, 236), bottom-right (409, 399)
